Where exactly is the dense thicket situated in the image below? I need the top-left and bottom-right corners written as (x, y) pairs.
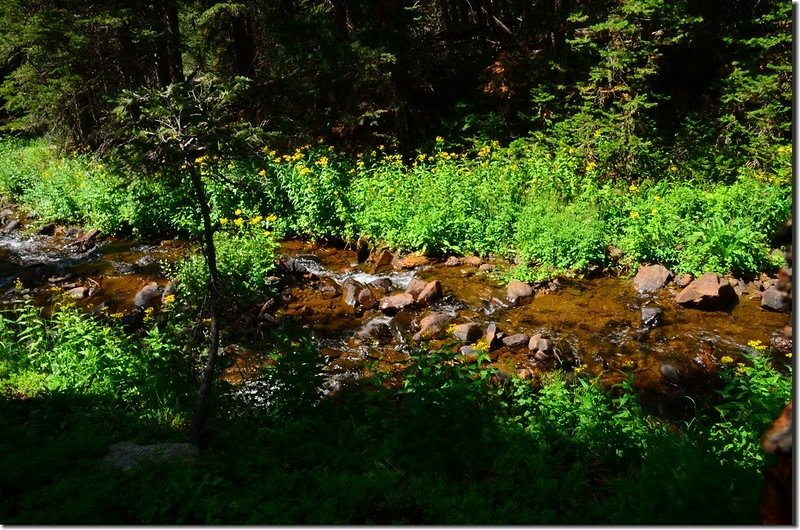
top-left (0, 0), bottom-right (791, 179)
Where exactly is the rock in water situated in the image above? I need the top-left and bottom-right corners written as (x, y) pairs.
top-left (761, 285), bottom-right (789, 312)
top-left (640, 306), bottom-right (663, 329)
top-left (507, 281), bottom-right (534, 304)
top-left (633, 264), bottom-right (674, 293)
top-left (416, 280), bottom-right (442, 305)
top-left (451, 322), bottom-right (482, 343)
top-left (134, 282), bottom-right (162, 308)
top-left (675, 272), bottom-right (738, 309)
top-left (502, 333), bottom-right (529, 348)
top-left (356, 316), bottom-right (394, 343)
top-left (378, 293), bottom-right (415, 314)
top-left (659, 363), bottom-right (683, 387)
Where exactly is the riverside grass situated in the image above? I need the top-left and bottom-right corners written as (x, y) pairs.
top-left (0, 136), bottom-right (790, 280)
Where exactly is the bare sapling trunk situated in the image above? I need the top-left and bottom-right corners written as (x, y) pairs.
top-left (188, 166), bottom-right (222, 446)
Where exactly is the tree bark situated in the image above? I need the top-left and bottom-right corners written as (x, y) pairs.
top-left (157, 0), bottom-right (184, 87)
top-left (188, 165), bottom-right (221, 446)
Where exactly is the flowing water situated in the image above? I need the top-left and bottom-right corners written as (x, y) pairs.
top-left (0, 218), bottom-right (791, 412)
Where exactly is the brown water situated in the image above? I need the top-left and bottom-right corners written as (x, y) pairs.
top-left (265, 241), bottom-right (791, 402)
top-left (0, 218), bottom-right (791, 407)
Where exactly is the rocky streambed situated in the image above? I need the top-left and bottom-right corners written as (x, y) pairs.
top-left (0, 205), bottom-right (792, 414)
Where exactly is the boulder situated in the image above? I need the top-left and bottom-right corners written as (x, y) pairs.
top-left (404, 278), bottom-right (428, 298)
top-left (37, 223), bottom-right (56, 235)
top-left (413, 313), bottom-right (453, 341)
top-left (356, 316), bottom-right (394, 342)
top-left (357, 288), bottom-right (377, 309)
top-left (373, 249), bottom-right (394, 269)
top-left (761, 286), bottom-right (789, 312)
top-left (633, 264), bottom-right (674, 293)
top-left (484, 323), bottom-right (501, 349)
top-left (674, 273), bottom-right (693, 288)
top-left (161, 282), bottom-right (177, 303)
top-left (444, 256), bottom-right (462, 267)
top-left (479, 264), bottom-right (495, 273)
top-left (395, 253), bottom-right (430, 270)
top-left (451, 322), bottom-right (482, 343)
top-left (660, 363), bottom-right (683, 387)
top-left (277, 256), bottom-right (309, 275)
top-left (317, 277), bottom-right (339, 299)
top-left (675, 272), bottom-right (738, 309)
top-left (343, 281), bottom-right (360, 306)
top-left (464, 256), bottom-right (483, 267)
top-left (416, 280), bottom-right (442, 305)
top-left (528, 335), bottom-right (552, 354)
top-left (66, 286), bottom-right (89, 299)
top-left (104, 441), bottom-right (198, 472)
top-left (368, 277), bottom-right (394, 293)
top-left (641, 306), bottom-right (663, 329)
top-left (133, 282), bottom-right (162, 308)
top-left (378, 293), bottom-right (415, 314)
top-left (507, 280), bottom-right (534, 304)
top-left (2, 219), bottom-right (19, 232)
top-left (502, 333), bottom-right (529, 348)
top-left (356, 237), bottom-right (370, 263)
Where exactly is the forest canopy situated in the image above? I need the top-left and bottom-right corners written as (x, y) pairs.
top-left (0, 0), bottom-right (791, 180)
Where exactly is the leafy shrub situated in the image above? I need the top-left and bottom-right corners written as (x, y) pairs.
top-left (0, 296), bottom-right (190, 413)
top-left (513, 194), bottom-right (606, 278)
top-left (170, 214), bottom-right (279, 308)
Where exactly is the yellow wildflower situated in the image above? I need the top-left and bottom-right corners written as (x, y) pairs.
top-left (250, 215), bottom-right (263, 225)
top-left (435, 136), bottom-right (444, 143)
top-left (630, 211), bottom-right (640, 219)
top-left (194, 155), bottom-right (208, 165)
top-left (163, 294), bottom-right (176, 305)
top-left (234, 218), bottom-right (244, 227)
top-left (629, 183), bottom-right (639, 192)
top-left (594, 129), bottom-right (602, 137)
top-left (574, 365), bottom-right (586, 374)
top-left (110, 312), bottom-right (124, 319)
top-left (720, 355), bottom-right (734, 364)
top-left (669, 165), bottom-right (677, 172)
top-left (258, 169), bottom-right (266, 177)
top-left (586, 161), bottom-right (597, 172)
top-left (747, 340), bottom-right (767, 352)
top-left (235, 209), bottom-right (243, 216)
top-left (220, 218), bottom-right (228, 225)
top-left (653, 195), bottom-right (661, 201)
top-left (316, 156), bottom-right (329, 167)
top-left (735, 363), bottom-right (748, 376)
top-left (266, 213), bottom-right (278, 223)
top-left (651, 208), bottom-right (658, 216)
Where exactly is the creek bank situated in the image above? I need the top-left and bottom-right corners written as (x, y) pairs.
top-left (0, 203), bottom-right (791, 407)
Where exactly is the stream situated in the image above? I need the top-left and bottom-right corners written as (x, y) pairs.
top-left (0, 212), bottom-right (792, 414)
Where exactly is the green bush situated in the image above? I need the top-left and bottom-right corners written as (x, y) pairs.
top-left (0, 296), bottom-right (190, 416)
top-left (170, 214), bottom-right (279, 308)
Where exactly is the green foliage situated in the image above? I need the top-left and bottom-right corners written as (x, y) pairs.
top-left (169, 215), bottom-right (279, 308)
top-left (0, 326), bottom-right (792, 524)
top-left (514, 195), bottom-right (606, 278)
top-left (709, 345), bottom-right (792, 467)
top-left (0, 296), bottom-right (192, 418)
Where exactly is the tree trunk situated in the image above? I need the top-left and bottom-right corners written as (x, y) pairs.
top-left (157, 0), bottom-right (184, 87)
top-left (188, 166), bottom-right (221, 446)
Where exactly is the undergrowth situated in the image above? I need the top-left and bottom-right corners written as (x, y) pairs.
top-left (0, 303), bottom-right (791, 524)
top-left (0, 136), bottom-right (790, 280)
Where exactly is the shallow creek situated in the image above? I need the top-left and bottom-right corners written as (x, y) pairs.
top-left (0, 224), bottom-right (791, 411)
